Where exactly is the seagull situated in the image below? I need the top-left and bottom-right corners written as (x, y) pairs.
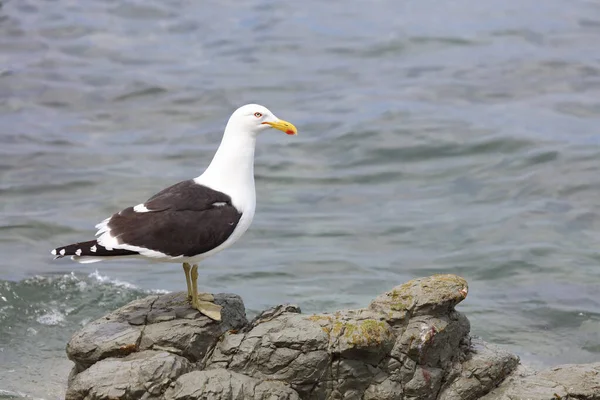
top-left (51, 104), bottom-right (297, 321)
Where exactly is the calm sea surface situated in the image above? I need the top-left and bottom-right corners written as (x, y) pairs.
top-left (2, 0), bottom-right (600, 397)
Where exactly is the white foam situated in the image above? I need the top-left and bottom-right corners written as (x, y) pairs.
top-left (88, 270), bottom-right (138, 290)
top-left (57, 272), bottom-right (80, 290)
top-left (36, 309), bottom-right (66, 326)
top-left (0, 390), bottom-right (45, 400)
top-left (88, 270), bottom-right (169, 294)
top-left (76, 280), bottom-right (88, 291)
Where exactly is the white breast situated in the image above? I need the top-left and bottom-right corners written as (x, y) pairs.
top-left (185, 175), bottom-right (256, 263)
top-left (186, 120), bottom-right (258, 263)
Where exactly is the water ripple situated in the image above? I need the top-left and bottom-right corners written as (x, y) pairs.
top-left (2, 0), bottom-right (600, 396)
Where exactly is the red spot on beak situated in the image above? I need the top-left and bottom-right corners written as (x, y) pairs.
top-left (263, 119), bottom-right (297, 135)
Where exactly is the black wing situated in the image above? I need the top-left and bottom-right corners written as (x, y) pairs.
top-left (105, 180), bottom-right (242, 257)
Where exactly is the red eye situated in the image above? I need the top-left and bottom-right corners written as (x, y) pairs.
top-left (254, 112), bottom-right (262, 118)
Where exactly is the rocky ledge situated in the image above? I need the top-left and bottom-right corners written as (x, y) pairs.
top-left (65, 275), bottom-right (600, 400)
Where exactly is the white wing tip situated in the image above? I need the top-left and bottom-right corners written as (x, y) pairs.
top-left (94, 217), bottom-right (112, 235)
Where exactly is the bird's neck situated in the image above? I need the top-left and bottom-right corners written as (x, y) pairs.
top-left (195, 125), bottom-right (257, 209)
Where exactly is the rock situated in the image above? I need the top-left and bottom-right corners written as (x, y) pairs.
top-left (67, 292), bottom-right (247, 370)
top-left (63, 275), bottom-right (600, 400)
top-left (437, 337), bottom-right (520, 400)
top-left (369, 274), bottom-right (469, 327)
top-left (205, 312), bottom-right (330, 397)
top-left (205, 275), bottom-right (472, 399)
top-left (164, 369), bottom-right (301, 400)
top-left (482, 362), bottom-right (600, 400)
top-left (66, 350), bottom-right (192, 400)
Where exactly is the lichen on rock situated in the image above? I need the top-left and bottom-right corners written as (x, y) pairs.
top-left (63, 274), bottom-right (600, 400)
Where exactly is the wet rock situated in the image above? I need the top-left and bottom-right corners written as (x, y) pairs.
top-left (63, 274), bottom-right (600, 400)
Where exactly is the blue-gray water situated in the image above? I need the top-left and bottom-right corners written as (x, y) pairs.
top-left (2, 0), bottom-right (600, 397)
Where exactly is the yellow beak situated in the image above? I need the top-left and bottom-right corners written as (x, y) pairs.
top-left (262, 119), bottom-right (298, 135)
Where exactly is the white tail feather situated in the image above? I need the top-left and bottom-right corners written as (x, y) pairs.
top-left (72, 256), bottom-right (105, 264)
top-left (72, 254), bottom-right (141, 264)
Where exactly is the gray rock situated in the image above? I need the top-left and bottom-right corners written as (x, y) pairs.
top-left (67, 292), bottom-right (247, 370)
top-left (206, 312), bottom-right (330, 398)
top-left (246, 303), bottom-right (302, 329)
top-left (482, 362), bottom-right (600, 400)
top-left (438, 337), bottom-right (520, 400)
top-left (204, 275), bottom-right (473, 399)
top-left (63, 275), bottom-right (600, 400)
top-left (164, 369), bottom-right (301, 400)
top-left (66, 350), bottom-right (192, 400)
top-left (369, 274), bottom-right (469, 328)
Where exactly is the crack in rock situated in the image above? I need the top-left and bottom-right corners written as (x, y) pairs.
top-left (64, 275), bottom-right (599, 400)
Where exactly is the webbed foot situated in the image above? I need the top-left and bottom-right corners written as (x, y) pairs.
top-left (192, 299), bottom-right (222, 321)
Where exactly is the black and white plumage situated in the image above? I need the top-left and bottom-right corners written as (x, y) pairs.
top-left (51, 104), bottom-right (297, 320)
top-left (52, 180), bottom-right (242, 262)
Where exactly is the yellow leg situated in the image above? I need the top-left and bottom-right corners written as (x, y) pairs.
top-left (182, 263), bottom-right (193, 302)
top-left (189, 264), bottom-right (214, 301)
top-left (190, 264), bottom-right (222, 321)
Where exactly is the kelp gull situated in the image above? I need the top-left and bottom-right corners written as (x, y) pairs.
top-left (51, 104), bottom-right (297, 321)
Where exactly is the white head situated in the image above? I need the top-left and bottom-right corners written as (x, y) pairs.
top-left (197, 103), bottom-right (297, 206)
top-left (226, 104), bottom-right (298, 137)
